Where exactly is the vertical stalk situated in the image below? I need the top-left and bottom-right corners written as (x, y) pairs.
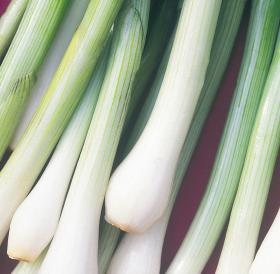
top-left (39, 1), bottom-right (150, 273)
top-left (105, 0), bottom-right (223, 233)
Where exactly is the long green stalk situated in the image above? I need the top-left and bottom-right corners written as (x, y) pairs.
top-left (0, 0), bottom-right (123, 246)
top-left (10, 0), bottom-right (91, 149)
top-left (167, 1), bottom-right (280, 273)
top-left (0, 0), bottom-right (69, 159)
top-left (216, 34), bottom-right (280, 274)
top-left (105, 0), bottom-right (222, 233)
top-left (7, 44), bottom-right (110, 262)
top-left (38, 1), bottom-right (150, 273)
top-left (0, 0), bottom-right (29, 60)
top-left (95, 0), bottom-right (180, 264)
top-left (106, 0), bottom-right (246, 273)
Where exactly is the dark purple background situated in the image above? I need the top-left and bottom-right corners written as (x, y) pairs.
top-left (0, 1), bottom-right (279, 273)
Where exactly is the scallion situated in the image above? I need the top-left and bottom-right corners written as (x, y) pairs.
top-left (105, 0), bottom-right (223, 233)
top-left (106, 0), bottom-right (246, 272)
top-left (38, 1), bottom-right (150, 273)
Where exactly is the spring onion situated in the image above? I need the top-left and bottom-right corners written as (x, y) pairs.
top-left (0, 0), bottom-right (69, 160)
top-left (249, 208), bottom-right (280, 274)
top-left (216, 32), bottom-right (280, 274)
top-left (99, 30), bottom-right (173, 274)
top-left (90, 2), bottom-right (179, 266)
top-left (0, 0), bottom-right (29, 60)
top-left (10, 0), bottom-right (91, 149)
top-left (0, 0), bottom-right (123, 246)
top-left (38, 1), bottom-right (150, 273)
top-left (105, 0), bottom-right (223, 233)
top-left (167, 1), bottom-right (280, 273)
top-left (7, 45), bottom-right (110, 262)
top-left (106, 0), bottom-right (246, 272)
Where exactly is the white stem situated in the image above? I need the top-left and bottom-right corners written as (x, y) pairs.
top-left (105, 0), bottom-right (222, 233)
top-left (105, 37), bottom-right (173, 274)
top-left (249, 209), bottom-right (280, 274)
top-left (10, 0), bottom-right (90, 150)
top-left (7, 48), bottom-right (109, 262)
top-left (38, 1), bottom-right (149, 273)
top-left (97, 0), bottom-right (245, 271)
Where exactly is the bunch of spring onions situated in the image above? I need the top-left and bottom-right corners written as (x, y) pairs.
top-left (216, 32), bottom-right (280, 274)
top-left (0, 0), bottom-right (123, 246)
top-left (7, 44), bottom-right (111, 262)
top-left (0, 0), bottom-right (279, 273)
top-left (167, 0), bottom-right (280, 273)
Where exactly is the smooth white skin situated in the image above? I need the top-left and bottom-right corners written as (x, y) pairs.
top-left (10, 0), bottom-right (90, 149)
top-left (7, 55), bottom-right (106, 262)
top-left (107, 213), bottom-right (169, 274)
top-left (249, 209), bottom-right (280, 274)
top-left (105, 0), bottom-right (222, 233)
